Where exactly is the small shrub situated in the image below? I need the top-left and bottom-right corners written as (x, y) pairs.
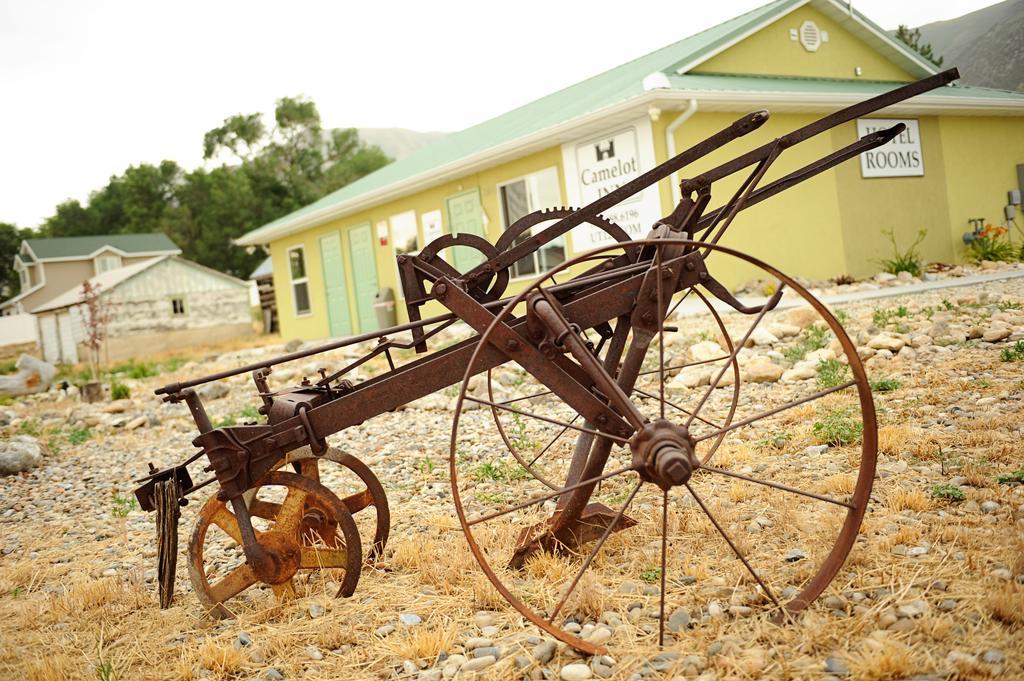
top-left (160, 356), bottom-right (190, 372)
top-left (0, 359), bottom-right (17, 375)
top-left (831, 274), bottom-right (856, 286)
top-left (869, 376), bottom-right (902, 392)
top-left (640, 567), bottom-right (661, 583)
top-left (471, 460), bottom-right (530, 483)
top-left (967, 225), bottom-right (1017, 263)
top-left (812, 408), bottom-right (863, 446)
top-left (238, 405), bottom-right (260, 420)
top-left (18, 419), bottom-right (41, 436)
top-left (997, 300), bottom-right (1022, 311)
top-left (111, 493), bottom-right (138, 518)
top-left (110, 383), bottom-right (130, 400)
top-left (214, 414), bottom-right (237, 428)
top-left (1000, 340), bottom-right (1024, 362)
top-left (783, 325), bottom-right (829, 362)
top-left (68, 426), bottom-right (92, 445)
top-left (110, 360), bottom-right (157, 379)
top-left (996, 468), bottom-right (1024, 485)
top-left (878, 227), bottom-right (927, 276)
top-left (930, 484), bottom-right (965, 502)
top-left (816, 359), bottom-right (850, 388)
top-left (418, 457), bottom-right (436, 475)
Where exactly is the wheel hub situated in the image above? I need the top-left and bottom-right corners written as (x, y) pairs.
top-left (631, 419), bottom-right (699, 489)
top-left (249, 531), bottom-right (301, 585)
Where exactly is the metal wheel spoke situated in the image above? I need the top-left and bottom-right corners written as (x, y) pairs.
top-left (300, 546), bottom-right (350, 569)
top-left (656, 245), bottom-right (666, 420)
top-left (341, 488), bottom-right (374, 514)
top-left (666, 287), bottom-right (694, 319)
top-left (637, 354), bottom-right (732, 378)
top-left (467, 466), bottom-right (637, 527)
top-left (548, 480), bottom-right (643, 623)
top-left (210, 505), bottom-right (245, 544)
top-left (207, 563), bottom-right (256, 602)
top-left (528, 413), bottom-right (581, 467)
top-left (632, 387), bottom-right (722, 430)
top-left (699, 464), bottom-right (855, 509)
top-left (298, 458), bottom-right (320, 482)
top-left (658, 488), bottom-right (669, 646)
top-left (247, 499), bottom-right (281, 520)
top-left (694, 380), bottom-right (856, 444)
top-left (686, 285), bottom-right (785, 429)
top-left (275, 487), bottom-right (309, 534)
top-left (463, 395), bottom-right (631, 444)
top-left (500, 389), bottom-right (555, 406)
top-left (684, 483), bottom-right (780, 608)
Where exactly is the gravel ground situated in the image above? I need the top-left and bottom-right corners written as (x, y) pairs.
top-left (1, 264), bottom-right (1023, 680)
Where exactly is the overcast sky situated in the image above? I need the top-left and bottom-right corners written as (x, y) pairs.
top-left (0, 1), bottom-right (995, 229)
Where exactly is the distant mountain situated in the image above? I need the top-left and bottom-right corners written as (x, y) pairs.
top-left (913, 0), bottom-right (1024, 92)
top-left (356, 128), bottom-right (447, 160)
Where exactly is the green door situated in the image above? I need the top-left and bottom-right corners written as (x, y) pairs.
top-left (319, 233), bottom-right (352, 337)
top-left (445, 188), bottom-right (486, 273)
top-left (348, 223), bottom-right (379, 333)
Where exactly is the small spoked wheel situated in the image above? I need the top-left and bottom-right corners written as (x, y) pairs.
top-left (188, 472), bottom-right (362, 619)
top-left (266, 446), bottom-right (390, 561)
top-left (449, 238), bottom-right (877, 653)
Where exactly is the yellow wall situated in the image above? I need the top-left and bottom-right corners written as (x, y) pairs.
top-left (938, 116), bottom-right (1024, 260)
top-left (693, 5), bottom-right (915, 82)
top-left (270, 145), bottom-right (568, 339)
top-left (830, 117), bottom-right (954, 276)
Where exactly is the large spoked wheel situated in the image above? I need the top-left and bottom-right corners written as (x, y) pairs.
top-left (266, 446), bottom-right (390, 561)
top-left (449, 239), bottom-right (877, 654)
top-left (189, 472), bottom-right (362, 619)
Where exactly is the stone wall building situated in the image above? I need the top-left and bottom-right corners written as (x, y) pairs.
top-left (33, 255), bottom-right (253, 363)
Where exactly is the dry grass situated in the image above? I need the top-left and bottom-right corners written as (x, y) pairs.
top-left (877, 424), bottom-right (911, 456)
top-left (988, 584), bottom-right (1024, 627)
top-left (848, 637), bottom-right (914, 681)
top-left (884, 487), bottom-right (934, 512)
top-left (196, 640), bottom-right (244, 674)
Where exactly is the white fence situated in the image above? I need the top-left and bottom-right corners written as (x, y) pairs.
top-left (0, 314), bottom-right (38, 348)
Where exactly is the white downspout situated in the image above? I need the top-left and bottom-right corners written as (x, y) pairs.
top-left (665, 99), bottom-right (699, 205)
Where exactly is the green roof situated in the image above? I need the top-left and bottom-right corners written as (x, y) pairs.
top-left (238, 0), bottom-right (1024, 246)
top-left (25, 233), bottom-right (180, 260)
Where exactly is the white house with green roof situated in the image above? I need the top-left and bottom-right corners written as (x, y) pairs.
top-left (2, 233), bottom-right (181, 316)
top-left (236, 0), bottom-right (1024, 342)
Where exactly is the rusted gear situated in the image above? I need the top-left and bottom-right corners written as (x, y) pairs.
top-left (188, 471), bottom-right (362, 619)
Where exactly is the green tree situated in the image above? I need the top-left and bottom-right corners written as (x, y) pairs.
top-left (895, 25), bottom-right (944, 67)
top-left (0, 222), bottom-right (33, 298)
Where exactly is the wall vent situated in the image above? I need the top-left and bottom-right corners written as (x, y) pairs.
top-left (800, 20), bottom-right (822, 52)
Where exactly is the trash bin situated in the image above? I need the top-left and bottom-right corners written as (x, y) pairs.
top-left (373, 287), bottom-right (397, 329)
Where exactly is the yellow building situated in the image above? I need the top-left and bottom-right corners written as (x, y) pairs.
top-left (237, 0), bottom-right (1024, 341)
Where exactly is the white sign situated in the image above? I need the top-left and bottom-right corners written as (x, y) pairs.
top-left (561, 116), bottom-right (663, 249)
top-left (856, 118), bottom-right (924, 178)
top-left (421, 210), bottom-right (444, 260)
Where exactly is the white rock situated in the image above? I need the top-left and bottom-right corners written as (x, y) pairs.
top-left (785, 307), bottom-right (819, 329)
top-left (743, 359), bottom-right (783, 383)
top-left (867, 334), bottom-right (905, 352)
top-left (767, 322), bottom-right (801, 338)
top-left (0, 354), bottom-right (56, 396)
top-left (782, 361), bottom-right (816, 382)
top-left (560, 663), bottom-right (593, 681)
top-left (689, 341), bottom-right (725, 363)
top-left (874, 272), bottom-right (897, 283)
top-left (668, 366), bottom-right (711, 390)
top-left (0, 436), bottom-right (46, 475)
top-left (983, 327), bottom-right (1011, 343)
top-left (804, 348), bottom-right (836, 363)
top-left (747, 328), bottom-right (779, 347)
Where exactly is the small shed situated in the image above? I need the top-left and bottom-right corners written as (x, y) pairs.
top-left (33, 256), bottom-right (254, 364)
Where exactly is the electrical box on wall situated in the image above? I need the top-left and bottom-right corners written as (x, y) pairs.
top-left (1017, 163), bottom-right (1024, 197)
top-left (1010, 189), bottom-right (1022, 206)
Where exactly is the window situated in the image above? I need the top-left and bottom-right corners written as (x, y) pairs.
top-left (390, 210), bottom-right (419, 257)
top-left (171, 298), bottom-right (186, 316)
top-left (499, 167), bottom-right (564, 278)
top-left (288, 246), bottom-right (311, 316)
top-left (95, 254), bottom-right (122, 274)
top-left (19, 268), bottom-right (28, 288)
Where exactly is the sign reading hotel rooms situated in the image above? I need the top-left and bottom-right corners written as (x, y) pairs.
top-left (856, 119), bottom-right (924, 178)
top-left (561, 116), bottom-right (663, 247)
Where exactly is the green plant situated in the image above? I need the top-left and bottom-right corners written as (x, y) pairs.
top-left (110, 360), bottom-right (157, 379)
top-left (640, 568), bottom-right (661, 583)
top-left (967, 233), bottom-right (1017, 263)
top-left (833, 309), bottom-right (850, 326)
top-left (869, 376), bottom-right (902, 392)
top-left (878, 228), bottom-right (926, 276)
top-left (110, 382), bottom-right (130, 400)
top-left (997, 468), bottom-right (1024, 484)
top-left (755, 430), bottom-right (792, 449)
top-left (68, 426), bottom-right (92, 445)
top-left (160, 356), bottom-right (190, 372)
top-left (111, 493), bottom-right (138, 518)
top-left (1000, 340), bottom-right (1024, 362)
top-left (941, 299), bottom-right (955, 311)
top-left (816, 359), bottom-right (850, 388)
top-left (508, 413), bottom-right (538, 451)
top-left (782, 325), bottom-right (829, 362)
top-left (0, 359), bottom-right (16, 375)
top-left (238, 405), bottom-right (260, 420)
top-left (472, 460), bottom-right (530, 483)
top-left (997, 300), bottom-right (1023, 311)
top-left (96, 659), bottom-right (116, 681)
top-left (474, 491), bottom-right (507, 504)
top-left (17, 419), bottom-right (41, 436)
top-left (7, 586), bottom-right (25, 598)
top-left (930, 484), bottom-right (965, 502)
top-left (812, 408), bottom-right (862, 446)
top-left (418, 457), bottom-right (436, 475)
top-left (214, 414), bottom-right (237, 428)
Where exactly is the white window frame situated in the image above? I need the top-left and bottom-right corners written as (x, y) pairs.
top-left (497, 166), bottom-right (564, 280)
top-left (287, 245), bottom-right (312, 318)
top-left (94, 253), bottom-right (122, 275)
top-left (389, 210), bottom-right (419, 284)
